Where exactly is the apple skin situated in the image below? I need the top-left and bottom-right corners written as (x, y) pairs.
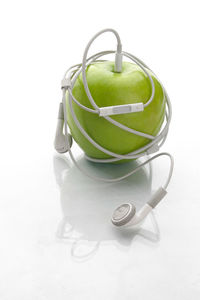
top-left (66, 61), bottom-right (165, 162)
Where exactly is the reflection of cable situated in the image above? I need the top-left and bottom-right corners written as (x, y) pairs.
top-left (56, 218), bottom-right (100, 262)
top-left (56, 211), bottom-right (160, 261)
top-left (150, 210), bottom-right (160, 241)
top-left (138, 211), bottom-right (160, 242)
top-left (56, 217), bottom-right (73, 240)
top-left (71, 240), bottom-right (100, 262)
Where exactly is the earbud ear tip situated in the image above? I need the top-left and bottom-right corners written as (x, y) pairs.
top-left (54, 133), bottom-right (73, 154)
top-left (111, 203), bottom-right (136, 227)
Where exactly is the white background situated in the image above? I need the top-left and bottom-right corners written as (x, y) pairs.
top-left (0, 0), bottom-right (200, 299)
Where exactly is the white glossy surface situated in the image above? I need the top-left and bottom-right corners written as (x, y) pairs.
top-left (1, 0), bottom-right (200, 299)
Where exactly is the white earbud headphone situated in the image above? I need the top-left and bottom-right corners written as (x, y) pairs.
top-left (54, 28), bottom-right (174, 229)
top-left (54, 103), bottom-right (72, 153)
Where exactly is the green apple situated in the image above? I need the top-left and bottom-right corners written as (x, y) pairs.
top-left (66, 61), bottom-right (165, 162)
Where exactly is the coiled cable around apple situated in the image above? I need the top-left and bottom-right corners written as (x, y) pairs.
top-left (54, 28), bottom-right (174, 228)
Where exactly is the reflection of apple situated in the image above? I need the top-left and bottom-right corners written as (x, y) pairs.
top-left (54, 156), bottom-right (153, 247)
top-left (66, 61), bottom-right (165, 161)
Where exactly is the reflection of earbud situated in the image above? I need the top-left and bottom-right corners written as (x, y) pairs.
top-left (111, 187), bottom-right (167, 227)
top-left (54, 103), bottom-right (72, 153)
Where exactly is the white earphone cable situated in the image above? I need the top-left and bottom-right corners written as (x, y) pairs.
top-left (60, 28), bottom-right (173, 195)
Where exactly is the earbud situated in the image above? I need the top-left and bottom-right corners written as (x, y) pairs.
top-left (111, 187), bottom-right (167, 228)
top-left (54, 103), bottom-right (73, 153)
